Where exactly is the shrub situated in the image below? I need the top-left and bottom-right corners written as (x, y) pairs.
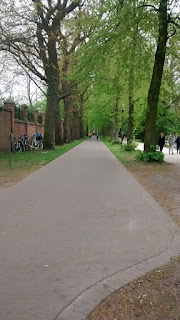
top-left (135, 150), bottom-right (164, 162)
top-left (149, 145), bottom-right (157, 152)
top-left (123, 141), bottom-right (137, 151)
top-left (106, 137), bottom-right (112, 142)
top-left (112, 139), bottom-right (121, 144)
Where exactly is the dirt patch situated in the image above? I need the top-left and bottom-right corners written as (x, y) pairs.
top-left (0, 165), bottom-right (42, 189)
top-left (127, 162), bottom-right (180, 227)
top-left (87, 256), bottom-right (180, 320)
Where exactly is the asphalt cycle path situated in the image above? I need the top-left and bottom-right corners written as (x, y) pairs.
top-left (0, 137), bottom-right (179, 320)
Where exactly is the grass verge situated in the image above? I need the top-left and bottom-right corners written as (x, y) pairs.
top-left (102, 138), bottom-right (138, 166)
top-left (0, 138), bottom-right (86, 188)
top-left (102, 138), bottom-right (165, 170)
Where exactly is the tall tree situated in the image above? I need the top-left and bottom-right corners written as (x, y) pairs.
top-left (144, 0), bottom-right (179, 151)
top-left (60, 2), bottom-right (103, 142)
top-left (0, 0), bottom-right (81, 149)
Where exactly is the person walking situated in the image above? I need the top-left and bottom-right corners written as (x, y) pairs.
top-left (158, 132), bottom-right (165, 152)
top-left (168, 133), bottom-right (175, 155)
top-left (175, 135), bottom-right (180, 154)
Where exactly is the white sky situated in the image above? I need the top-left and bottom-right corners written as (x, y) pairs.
top-left (0, 53), bottom-right (44, 105)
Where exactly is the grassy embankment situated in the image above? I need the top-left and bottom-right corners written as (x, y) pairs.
top-left (0, 138), bottom-right (86, 188)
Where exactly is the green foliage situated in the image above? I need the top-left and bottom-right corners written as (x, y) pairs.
top-left (123, 141), bottom-right (137, 151)
top-left (0, 97), bottom-right (5, 107)
top-left (112, 139), bottom-right (121, 144)
top-left (73, 0), bottom-right (159, 138)
top-left (32, 99), bottom-right (47, 112)
top-left (15, 106), bottom-right (23, 120)
top-left (135, 150), bottom-right (164, 162)
top-left (149, 145), bottom-right (157, 152)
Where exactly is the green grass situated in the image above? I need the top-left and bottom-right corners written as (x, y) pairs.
top-left (0, 138), bottom-right (86, 186)
top-left (102, 138), bottom-right (138, 167)
top-left (102, 138), bottom-right (166, 169)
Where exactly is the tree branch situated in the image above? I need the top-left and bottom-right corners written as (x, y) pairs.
top-left (167, 29), bottom-right (176, 39)
top-left (64, 1), bottom-right (80, 14)
top-left (170, 19), bottom-right (180, 28)
top-left (138, 4), bottom-right (159, 12)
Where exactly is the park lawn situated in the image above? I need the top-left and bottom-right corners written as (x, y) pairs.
top-left (86, 138), bottom-right (180, 320)
top-left (0, 138), bottom-right (86, 189)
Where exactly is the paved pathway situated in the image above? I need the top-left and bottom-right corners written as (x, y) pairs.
top-left (0, 138), bottom-right (180, 320)
top-left (137, 142), bottom-right (180, 165)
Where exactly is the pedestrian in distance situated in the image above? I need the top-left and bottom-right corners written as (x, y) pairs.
top-left (168, 132), bottom-right (175, 155)
top-left (175, 135), bottom-right (180, 154)
top-left (122, 133), bottom-right (127, 144)
top-left (158, 132), bottom-right (165, 152)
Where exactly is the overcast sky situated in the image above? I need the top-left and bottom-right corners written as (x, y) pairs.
top-left (0, 53), bottom-right (44, 105)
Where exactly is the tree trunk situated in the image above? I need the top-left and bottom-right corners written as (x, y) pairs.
top-left (55, 105), bottom-right (64, 146)
top-left (73, 111), bottom-right (80, 140)
top-left (79, 98), bottom-right (84, 138)
top-left (114, 97), bottom-right (119, 140)
top-left (109, 123), bottom-right (114, 139)
top-left (70, 114), bottom-right (74, 142)
top-left (144, 0), bottom-right (168, 152)
top-left (44, 79), bottom-right (59, 149)
top-left (127, 74), bottom-right (134, 142)
top-left (43, 31), bottom-right (61, 149)
top-left (64, 95), bottom-right (73, 143)
top-left (62, 47), bottom-right (75, 144)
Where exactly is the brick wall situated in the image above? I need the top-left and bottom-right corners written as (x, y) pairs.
top-left (14, 120), bottom-right (44, 142)
top-left (0, 100), bottom-right (64, 152)
top-left (2, 101), bottom-right (45, 144)
top-left (14, 121), bottom-right (27, 138)
top-left (0, 108), bottom-right (12, 152)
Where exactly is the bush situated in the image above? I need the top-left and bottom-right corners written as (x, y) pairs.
top-left (106, 137), bottom-right (112, 142)
top-left (135, 150), bottom-right (164, 162)
top-left (149, 145), bottom-right (156, 152)
top-left (123, 141), bottom-right (137, 151)
top-left (112, 139), bottom-right (121, 144)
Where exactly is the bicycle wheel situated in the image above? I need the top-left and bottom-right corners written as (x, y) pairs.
top-left (21, 142), bottom-right (25, 152)
top-left (12, 142), bottom-right (22, 153)
top-left (32, 140), bottom-right (39, 149)
top-left (39, 141), bottom-right (43, 149)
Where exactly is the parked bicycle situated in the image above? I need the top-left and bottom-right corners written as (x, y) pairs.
top-left (12, 134), bottom-right (34, 153)
top-left (31, 133), bottom-right (43, 149)
top-left (12, 136), bottom-right (22, 153)
top-left (22, 134), bottom-right (33, 151)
